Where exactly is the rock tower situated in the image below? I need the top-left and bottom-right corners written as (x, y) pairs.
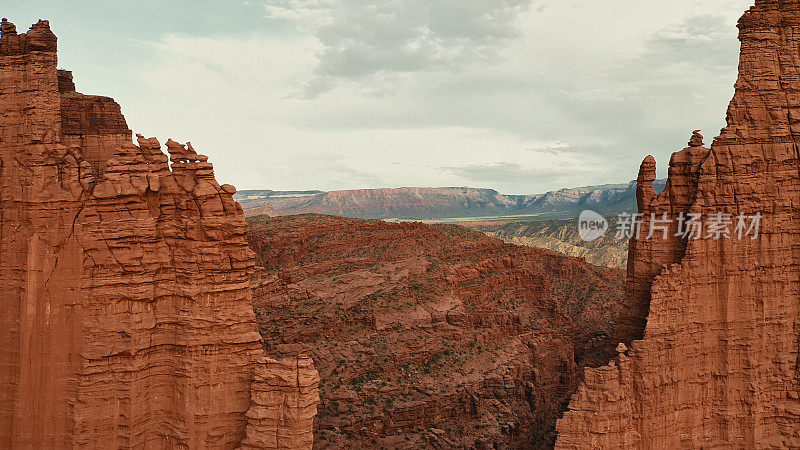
top-left (0, 19), bottom-right (318, 449)
top-left (556, 1), bottom-right (800, 447)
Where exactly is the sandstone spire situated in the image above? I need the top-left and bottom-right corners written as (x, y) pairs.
top-left (688, 129), bottom-right (704, 147)
top-left (0, 20), bottom-right (318, 448)
top-left (556, 1), bottom-right (800, 447)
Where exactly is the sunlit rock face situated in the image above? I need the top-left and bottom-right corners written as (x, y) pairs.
top-left (0, 19), bottom-right (317, 449)
top-left (556, 1), bottom-right (800, 447)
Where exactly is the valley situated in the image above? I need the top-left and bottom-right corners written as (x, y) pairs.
top-left (246, 214), bottom-right (625, 448)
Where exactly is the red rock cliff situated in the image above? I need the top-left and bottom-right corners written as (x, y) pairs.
top-left (0, 19), bottom-right (317, 448)
top-left (556, 1), bottom-right (800, 447)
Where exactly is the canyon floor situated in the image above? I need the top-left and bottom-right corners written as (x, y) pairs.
top-left (247, 214), bottom-right (625, 448)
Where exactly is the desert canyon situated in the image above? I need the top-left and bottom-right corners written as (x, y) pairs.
top-left (3, 0), bottom-right (800, 448)
top-left (247, 214), bottom-right (623, 447)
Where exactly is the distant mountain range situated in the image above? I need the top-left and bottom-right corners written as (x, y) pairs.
top-left (235, 181), bottom-right (666, 221)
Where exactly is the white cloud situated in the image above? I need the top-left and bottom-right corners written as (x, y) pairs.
top-left (263, 0), bottom-right (533, 96)
top-left (264, 0), bottom-right (338, 26)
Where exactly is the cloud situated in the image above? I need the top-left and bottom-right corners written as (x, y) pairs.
top-left (440, 144), bottom-right (603, 191)
top-left (443, 162), bottom-right (560, 184)
top-left (264, 0), bottom-right (339, 26)
top-left (643, 14), bottom-right (738, 70)
top-left (268, 0), bottom-right (533, 96)
top-left (281, 7), bottom-right (745, 140)
top-left (123, 5), bottom-right (749, 194)
top-left (526, 142), bottom-right (570, 155)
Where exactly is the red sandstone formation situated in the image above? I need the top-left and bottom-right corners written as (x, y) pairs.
top-left (556, 1), bottom-right (800, 447)
top-left (247, 214), bottom-right (625, 448)
top-left (0, 19), bottom-right (317, 448)
top-left (240, 357), bottom-right (321, 449)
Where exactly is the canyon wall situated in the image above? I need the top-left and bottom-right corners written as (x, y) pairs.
top-left (556, 1), bottom-right (800, 447)
top-left (474, 219), bottom-right (629, 269)
top-left (0, 19), bottom-right (317, 448)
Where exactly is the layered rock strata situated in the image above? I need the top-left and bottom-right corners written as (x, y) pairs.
top-left (556, 1), bottom-right (800, 447)
top-left (58, 68), bottom-right (131, 173)
top-left (240, 357), bottom-right (320, 450)
top-left (472, 219), bottom-right (629, 269)
top-left (0, 19), bottom-right (317, 449)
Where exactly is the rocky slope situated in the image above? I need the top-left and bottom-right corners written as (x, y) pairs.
top-left (247, 214), bottom-right (625, 448)
top-left (0, 19), bottom-right (317, 449)
top-left (237, 182), bottom-right (666, 221)
top-left (556, 1), bottom-right (800, 447)
top-left (470, 219), bottom-right (629, 269)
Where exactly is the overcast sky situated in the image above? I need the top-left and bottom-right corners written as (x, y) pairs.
top-left (6, 0), bottom-right (753, 194)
